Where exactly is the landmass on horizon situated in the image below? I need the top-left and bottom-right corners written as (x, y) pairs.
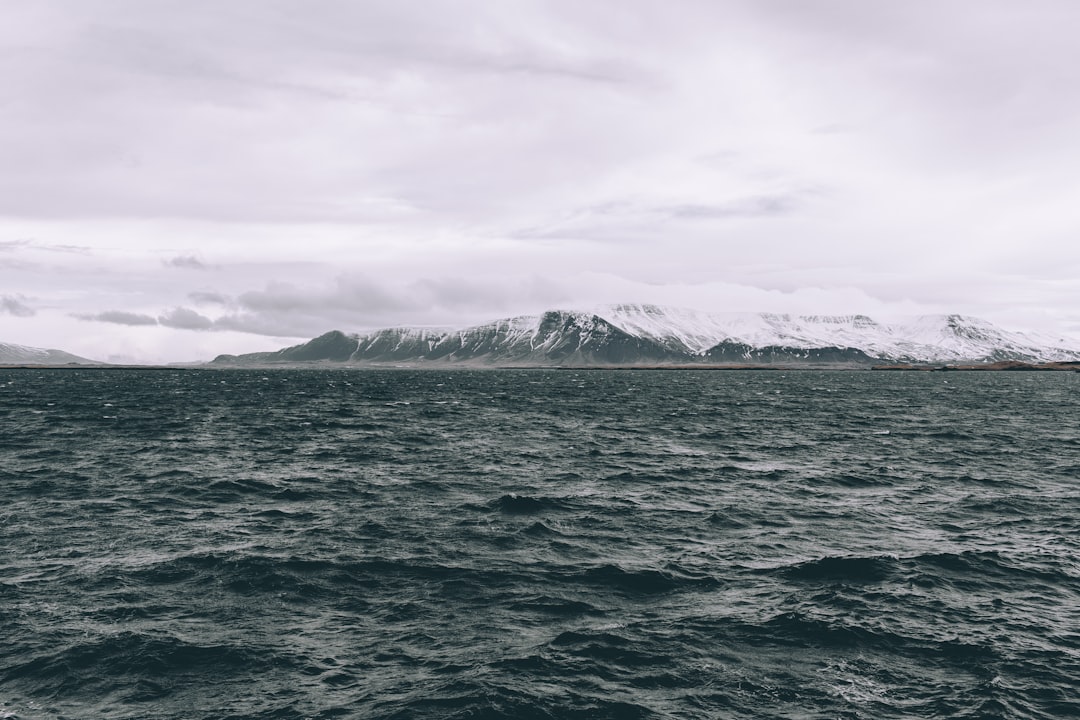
top-left (197, 304), bottom-right (1076, 368)
top-left (0, 342), bottom-right (96, 366)
top-left (7, 304), bottom-right (1080, 369)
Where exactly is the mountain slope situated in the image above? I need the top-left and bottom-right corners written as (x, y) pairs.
top-left (0, 342), bottom-right (98, 365)
top-left (213, 311), bottom-right (678, 366)
top-left (598, 305), bottom-right (1080, 363)
top-left (210, 305), bottom-right (1080, 366)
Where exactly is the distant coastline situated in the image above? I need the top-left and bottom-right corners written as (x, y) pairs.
top-left (870, 360), bottom-right (1080, 372)
top-left (3, 361), bottom-right (1079, 372)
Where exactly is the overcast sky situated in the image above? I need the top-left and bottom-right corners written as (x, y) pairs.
top-left (2, 0), bottom-right (1079, 363)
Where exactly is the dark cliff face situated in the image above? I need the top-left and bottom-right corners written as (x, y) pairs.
top-left (346, 312), bottom-right (684, 365)
top-left (349, 323), bottom-right (537, 362)
top-left (433, 321), bottom-right (533, 361)
top-left (705, 340), bottom-right (875, 364)
top-left (527, 312), bottom-right (679, 364)
top-left (211, 312), bottom-right (690, 366)
top-left (353, 330), bottom-right (443, 362)
top-left (212, 331), bottom-right (358, 364)
top-left (276, 331), bottom-right (357, 362)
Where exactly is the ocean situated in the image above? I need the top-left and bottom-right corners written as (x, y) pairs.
top-left (1, 368), bottom-right (1078, 719)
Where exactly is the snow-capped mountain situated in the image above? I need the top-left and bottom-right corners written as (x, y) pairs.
top-left (215, 311), bottom-right (676, 366)
top-left (598, 304), bottom-right (1080, 363)
top-left (211, 305), bottom-right (1080, 366)
top-left (0, 342), bottom-right (98, 365)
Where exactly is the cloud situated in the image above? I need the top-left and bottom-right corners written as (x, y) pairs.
top-left (116, 274), bottom-right (571, 339)
top-left (188, 291), bottom-right (231, 305)
top-left (1, 294), bottom-right (35, 317)
top-left (165, 255), bottom-right (208, 269)
top-left (211, 312), bottom-right (318, 338)
top-left (75, 310), bottom-right (159, 326)
top-left (509, 191), bottom-right (807, 244)
top-left (158, 307), bottom-right (214, 329)
top-left (0, 1), bottom-right (656, 224)
top-left (0, 238), bottom-right (90, 254)
top-left (663, 195), bottom-right (798, 220)
top-left (237, 278), bottom-right (412, 315)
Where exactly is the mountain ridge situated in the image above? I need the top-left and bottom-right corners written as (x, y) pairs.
top-left (0, 342), bottom-right (100, 365)
top-left (211, 305), bottom-right (1080, 367)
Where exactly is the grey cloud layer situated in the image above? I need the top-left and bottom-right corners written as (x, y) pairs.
top-left (0, 1), bottom-right (657, 223)
top-left (1, 238), bottom-right (89, 254)
top-left (6, 0), bottom-right (1079, 237)
top-left (158, 307), bottom-right (214, 330)
top-left (73, 273), bottom-right (571, 337)
top-left (76, 310), bottom-right (159, 326)
top-left (5, 1), bottom-right (1078, 218)
top-left (1, 295), bottom-right (35, 317)
top-left (165, 255), bottom-right (208, 270)
top-left (188, 291), bottom-right (230, 305)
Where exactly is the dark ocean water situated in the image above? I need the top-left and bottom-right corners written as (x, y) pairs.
top-left (1, 368), bottom-right (1078, 719)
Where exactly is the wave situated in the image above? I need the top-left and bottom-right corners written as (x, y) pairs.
top-left (762, 550), bottom-right (1078, 592)
top-left (563, 563), bottom-right (720, 596)
top-left (778, 555), bottom-right (896, 583)
top-left (704, 508), bottom-right (754, 528)
top-left (504, 595), bottom-right (599, 617)
top-left (518, 520), bottom-right (564, 537)
top-left (373, 678), bottom-right (655, 719)
top-left (3, 632), bottom-right (290, 700)
top-left (488, 493), bottom-right (574, 514)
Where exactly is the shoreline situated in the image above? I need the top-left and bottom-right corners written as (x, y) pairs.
top-left (3, 361), bottom-right (1079, 372)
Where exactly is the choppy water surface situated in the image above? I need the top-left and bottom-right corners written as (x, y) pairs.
top-left (1, 368), bottom-right (1078, 719)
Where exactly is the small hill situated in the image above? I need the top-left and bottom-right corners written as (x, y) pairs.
top-left (0, 342), bottom-right (99, 365)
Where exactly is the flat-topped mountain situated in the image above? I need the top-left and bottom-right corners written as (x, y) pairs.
top-left (0, 342), bottom-right (99, 365)
top-left (211, 305), bottom-right (1080, 367)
